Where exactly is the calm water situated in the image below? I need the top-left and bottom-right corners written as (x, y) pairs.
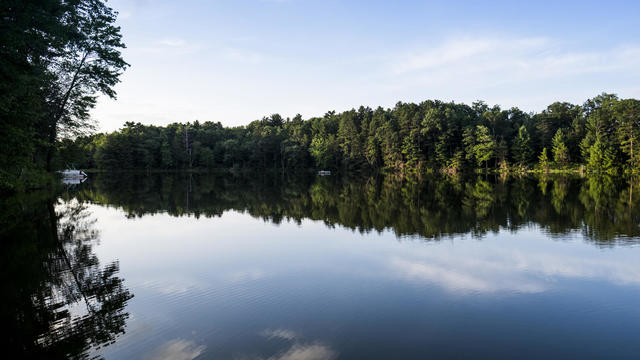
top-left (3, 172), bottom-right (640, 359)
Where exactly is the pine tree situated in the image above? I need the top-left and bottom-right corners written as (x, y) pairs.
top-left (473, 125), bottom-right (495, 170)
top-left (462, 127), bottom-right (476, 164)
top-left (538, 147), bottom-right (549, 172)
top-left (511, 125), bottom-right (532, 165)
top-left (616, 99), bottom-right (640, 171)
top-left (587, 139), bottom-right (616, 174)
top-left (552, 129), bottom-right (569, 167)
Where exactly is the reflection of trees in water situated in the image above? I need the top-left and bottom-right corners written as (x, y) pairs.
top-left (73, 171), bottom-right (640, 245)
top-left (1, 195), bottom-right (132, 359)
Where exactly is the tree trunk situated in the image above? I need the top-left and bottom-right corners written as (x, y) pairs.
top-left (46, 52), bottom-right (89, 171)
top-left (45, 124), bottom-right (57, 171)
top-left (631, 136), bottom-right (634, 168)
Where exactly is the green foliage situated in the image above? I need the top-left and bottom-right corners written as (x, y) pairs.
top-left (552, 129), bottom-right (570, 167)
top-left (538, 147), bottom-right (550, 171)
top-left (587, 139), bottom-right (616, 174)
top-left (472, 125), bottom-right (495, 169)
top-left (615, 99), bottom-right (640, 172)
top-left (60, 94), bottom-right (640, 176)
top-left (0, 0), bottom-right (126, 191)
top-left (512, 125), bottom-right (533, 165)
top-left (534, 102), bottom-right (582, 150)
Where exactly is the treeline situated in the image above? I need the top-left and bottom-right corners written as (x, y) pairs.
top-left (0, 0), bottom-right (126, 191)
top-left (64, 94), bottom-right (640, 174)
top-left (71, 172), bottom-right (640, 244)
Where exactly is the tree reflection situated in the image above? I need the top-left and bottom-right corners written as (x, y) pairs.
top-left (1, 194), bottom-right (132, 359)
top-left (71, 171), bottom-right (640, 246)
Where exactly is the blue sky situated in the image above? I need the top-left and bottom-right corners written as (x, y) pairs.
top-left (94, 0), bottom-right (640, 131)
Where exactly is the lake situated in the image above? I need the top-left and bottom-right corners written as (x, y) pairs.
top-left (3, 172), bottom-right (640, 359)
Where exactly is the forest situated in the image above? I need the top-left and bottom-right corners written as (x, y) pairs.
top-left (61, 94), bottom-right (640, 175)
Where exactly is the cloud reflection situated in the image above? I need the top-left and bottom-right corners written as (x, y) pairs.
top-left (391, 257), bottom-right (545, 294)
top-left (389, 240), bottom-right (640, 294)
top-left (236, 328), bottom-right (337, 360)
top-left (262, 328), bottom-right (298, 341)
top-left (270, 343), bottom-right (336, 360)
top-left (144, 339), bottom-right (206, 360)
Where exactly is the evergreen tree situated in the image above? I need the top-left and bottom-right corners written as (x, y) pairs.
top-left (552, 129), bottom-right (569, 167)
top-left (511, 125), bottom-right (532, 165)
top-left (538, 147), bottom-right (550, 171)
top-left (580, 93), bottom-right (618, 163)
top-left (462, 126), bottom-right (476, 165)
top-left (473, 125), bottom-right (495, 170)
top-left (587, 139), bottom-right (616, 174)
top-left (616, 99), bottom-right (640, 171)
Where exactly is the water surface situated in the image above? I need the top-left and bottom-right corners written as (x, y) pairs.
top-left (3, 172), bottom-right (640, 359)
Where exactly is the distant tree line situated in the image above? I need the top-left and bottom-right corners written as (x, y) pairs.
top-left (0, 0), bottom-right (127, 191)
top-left (63, 94), bottom-right (640, 175)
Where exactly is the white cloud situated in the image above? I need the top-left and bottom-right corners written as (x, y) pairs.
top-left (394, 38), bottom-right (502, 73)
top-left (224, 48), bottom-right (266, 64)
top-left (391, 36), bottom-right (640, 86)
top-left (93, 29), bottom-right (640, 132)
top-left (158, 38), bottom-right (188, 47)
top-left (137, 38), bottom-right (203, 56)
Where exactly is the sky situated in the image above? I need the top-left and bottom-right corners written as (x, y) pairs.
top-left (93, 0), bottom-right (640, 132)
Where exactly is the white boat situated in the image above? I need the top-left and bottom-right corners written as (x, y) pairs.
top-left (317, 170), bottom-right (331, 176)
top-left (59, 169), bottom-right (88, 179)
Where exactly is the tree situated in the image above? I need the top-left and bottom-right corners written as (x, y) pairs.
top-left (0, 0), bottom-right (128, 190)
top-left (535, 102), bottom-right (581, 149)
top-left (472, 125), bottom-right (495, 170)
top-left (44, 0), bottom-right (128, 170)
top-left (160, 136), bottom-right (174, 169)
top-left (198, 145), bottom-right (216, 168)
top-left (552, 129), bottom-right (569, 167)
top-left (580, 94), bottom-right (618, 164)
top-left (587, 139), bottom-right (616, 174)
top-left (616, 99), bottom-right (640, 171)
top-left (0, 1), bottom-right (76, 188)
top-left (511, 125), bottom-right (532, 165)
top-left (462, 126), bottom-right (476, 165)
top-left (538, 147), bottom-right (549, 172)
top-left (337, 110), bottom-right (365, 168)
